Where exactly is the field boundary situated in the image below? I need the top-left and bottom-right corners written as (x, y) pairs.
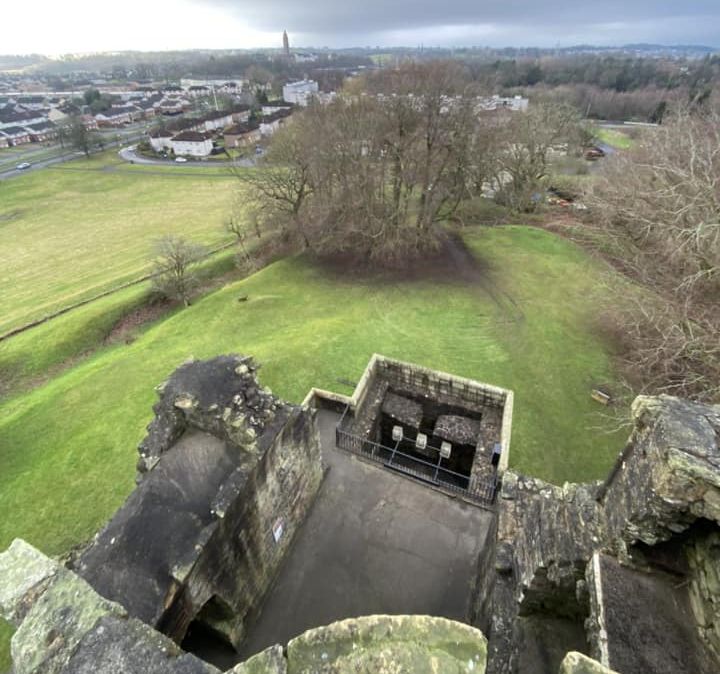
top-left (0, 240), bottom-right (235, 343)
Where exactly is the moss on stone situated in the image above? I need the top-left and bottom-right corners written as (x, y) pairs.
top-left (286, 615), bottom-right (486, 674)
top-left (559, 652), bottom-right (618, 674)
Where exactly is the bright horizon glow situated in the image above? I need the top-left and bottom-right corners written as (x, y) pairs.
top-left (2, 0), bottom-right (718, 56)
top-left (2, 0), bottom-right (279, 55)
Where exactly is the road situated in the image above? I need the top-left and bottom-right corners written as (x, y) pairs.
top-left (117, 145), bottom-right (256, 168)
top-left (0, 122), bottom-right (153, 181)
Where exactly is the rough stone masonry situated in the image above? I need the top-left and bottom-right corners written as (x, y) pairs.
top-left (74, 354), bottom-right (324, 649)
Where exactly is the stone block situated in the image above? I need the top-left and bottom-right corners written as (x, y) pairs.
top-left (286, 614), bottom-right (487, 674)
top-left (559, 652), bottom-right (618, 674)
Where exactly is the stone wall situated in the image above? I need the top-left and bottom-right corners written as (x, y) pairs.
top-left (160, 406), bottom-right (323, 648)
top-left (480, 395), bottom-right (720, 674)
top-left (76, 355), bottom-right (323, 651)
top-left (0, 540), bottom-right (219, 674)
top-left (687, 531), bottom-right (720, 664)
top-left (1, 541), bottom-right (619, 674)
top-left (600, 395), bottom-right (720, 548)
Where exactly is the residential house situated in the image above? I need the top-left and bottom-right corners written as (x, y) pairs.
top-left (159, 98), bottom-right (190, 116)
top-left (25, 121), bottom-right (57, 142)
top-left (1, 126), bottom-right (31, 145)
top-left (282, 79), bottom-right (319, 106)
top-left (170, 130), bottom-right (213, 157)
top-left (187, 85), bottom-right (210, 99)
top-left (48, 107), bottom-right (68, 123)
top-left (0, 133), bottom-right (9, 148)
top-left (231, 105), bottom-right (252, 124)
top-left (261, 102), bottom-right (292, 116)
top-left (95, 106), bottom-right (139, 127)
top-left (476, 95), bottom-right (529, 113)
top-left (0, 109), bottom-right (47, 130)
top-left (220, 82), bottom-right (241, 94)
top-left (81, 114), bottom-right (99, 130)
top-left (201, 110), bottom-right (234, 132)
top-left (224, 121), bottom-right (261, 148)
top-left (148, 129), bottom-right (174, 152)
top-left (15, 95), bottom-right (47, 110)
top-left (259, 108), bottom-right (292, 136)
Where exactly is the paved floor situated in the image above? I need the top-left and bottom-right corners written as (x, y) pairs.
top-left (237, 408), bottom-right (494, 660)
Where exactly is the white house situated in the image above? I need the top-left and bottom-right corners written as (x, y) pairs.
top-left (293, 52), bottom-right (318, 63)
top-left (170, 130), bottom-right (213, 157)
top-left (261, 103), bottom-right (292, 116)
top-left (148, 129), bottom-right (174, 152)
top-left (477, 95), bottom-right (529, 113)
top-left (201, 111), bottom-right (234, 132)
top-left (282, 79), bottom-right (319, 106)
top-left (259, 108), bottom-right (292, 137)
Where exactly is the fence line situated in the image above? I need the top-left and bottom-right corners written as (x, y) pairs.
top-left (335, 407), bottom-right (497, 506)
top-left (0, 240), bottom-right (236, 343)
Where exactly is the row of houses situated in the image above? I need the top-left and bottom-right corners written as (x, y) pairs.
top-left (148, 103), bottom-right (293, 157)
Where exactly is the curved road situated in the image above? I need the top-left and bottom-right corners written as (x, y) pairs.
top-left (118, 146), bottom-right (256, 168)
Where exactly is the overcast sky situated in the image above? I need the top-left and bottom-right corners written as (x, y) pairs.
top-left (4, 0), bottom-right (720, 55)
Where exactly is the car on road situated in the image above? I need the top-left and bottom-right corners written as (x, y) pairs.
top-left (15, 162), bottom-right (31, 170)
top-left (175, 157), bottom-right (188, 163)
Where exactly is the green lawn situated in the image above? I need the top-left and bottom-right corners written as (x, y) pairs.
top-left (595, 127), bottom-right (633, 150)
top-left (0, 225), bottom-right (628, 669)
top-left (0, 154), bottom-right (239, 335)
top-left (0, 248), bottom-right (240, 397)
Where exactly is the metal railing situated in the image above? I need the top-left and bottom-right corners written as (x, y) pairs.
top-left (335, 406), bottom-right (497, 506)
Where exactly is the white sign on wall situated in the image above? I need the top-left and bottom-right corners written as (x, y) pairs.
top-left (272, 517), bottom-right (285, 543)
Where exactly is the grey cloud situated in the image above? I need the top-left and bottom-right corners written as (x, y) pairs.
top-left (203, 0), bottom-right (720, 46)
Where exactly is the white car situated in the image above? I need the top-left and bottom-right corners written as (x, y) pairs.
top-left (15, 162), bottom-right (31, 170)
top-left (175, 157), bottom-right (188, 163)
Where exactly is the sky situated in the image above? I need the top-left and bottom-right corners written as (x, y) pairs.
top-left (3, 0), bottom-right (720, 55)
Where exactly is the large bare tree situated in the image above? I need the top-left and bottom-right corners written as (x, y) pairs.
top-left (235, 62), bottom-right (498, 265)
top-left (587, 106), bottom-right (720, 401)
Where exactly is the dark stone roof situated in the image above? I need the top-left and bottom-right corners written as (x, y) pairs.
top-left (261, 108), bottom-right (293, 123)
top-left (225, 121), bottom-right (260, 135)
top-left (0, 126), bottom-right (29, 136)
top-left (171, 130), bottom-right (212, 142)
top-left (26, 121), bottom-right (56, 132)
top-left (0, 110), bottom-right (40, 123)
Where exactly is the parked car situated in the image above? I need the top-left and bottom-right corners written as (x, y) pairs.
top-left (15, 162), bottom-right (31, 170)
top-left (175, 156), bottom-right (188, 163)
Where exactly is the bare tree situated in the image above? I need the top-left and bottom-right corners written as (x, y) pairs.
top-left (490, 103), bottom-right (585, 212)
top-left (586, 105), bottom-right (720, 402)
top-left (235, 62), bottom-right (498, 265)
top-left (150, 235), bottom-right (206, 307)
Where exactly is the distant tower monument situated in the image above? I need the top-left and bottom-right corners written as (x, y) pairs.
top-left (282, 30), bottom-right (290, 57)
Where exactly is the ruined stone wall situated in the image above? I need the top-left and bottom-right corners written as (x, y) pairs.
top-left (167, 406), bottom-right (323, 648)
top-left (687, 531), bottom-right (720, 664)
top-left (481, 395), bottom-right (720, 674)
top-left (600, 396), bottom-right (720, 548)
top-left (469, 512), bottom-right (498, 633)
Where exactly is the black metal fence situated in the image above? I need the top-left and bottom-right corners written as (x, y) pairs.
top-left (335, 406), bottom-right (497, 507)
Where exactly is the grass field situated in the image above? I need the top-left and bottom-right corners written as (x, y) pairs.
top-left (0, 225), bottom-right (629, 669)
top-left (595, 127), bottom-right (634, 150)
top-left (0, 153), bottom-right (239, 335)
